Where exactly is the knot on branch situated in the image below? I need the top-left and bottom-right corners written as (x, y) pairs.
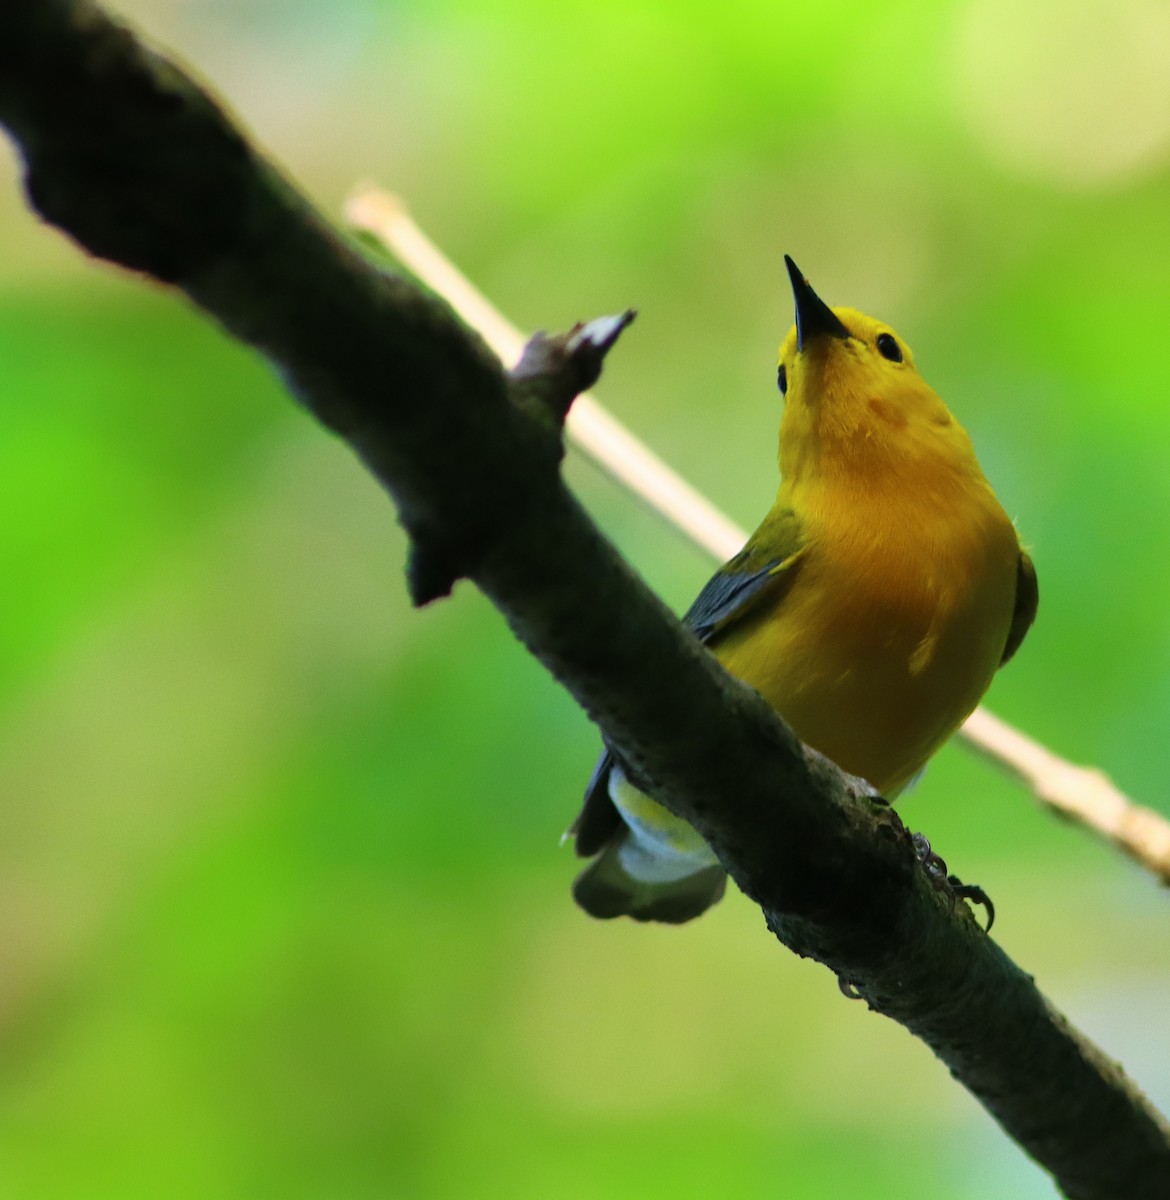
top-left (511, 310), bottom-right (636, 429)
top-left (406, 538), bottom-right (464, 608)
top-left (403, 313), bottom-right (635, 608)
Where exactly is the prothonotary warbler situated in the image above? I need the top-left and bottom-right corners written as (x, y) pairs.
top-left (570, 256), bottom-right (1038, 923)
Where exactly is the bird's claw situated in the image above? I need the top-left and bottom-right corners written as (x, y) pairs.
top-left (947, 877), bottom-right (995, 932)
top-left (912, 833), bottom-right (995, 932)
top-left (837, 975), bottom-right (863, 1000)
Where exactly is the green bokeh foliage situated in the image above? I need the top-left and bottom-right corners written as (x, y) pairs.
top-left (1, 0), bottom-right (1169, 1196)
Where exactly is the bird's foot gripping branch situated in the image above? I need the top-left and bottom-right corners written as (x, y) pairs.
top-left (2, 2), bottom-right (1170, 1197)
top-left (912, 832), bottom-right (996, 932)
top-left (406, 312), bottom-right (639, 607)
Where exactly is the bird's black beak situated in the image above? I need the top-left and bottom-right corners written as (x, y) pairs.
top-left (785, 255), bottom-right (850, 351)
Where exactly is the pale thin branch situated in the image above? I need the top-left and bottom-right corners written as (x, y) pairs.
top-left (962, 708), bottom-right (1170, 884)
top-left (344, 184), bottom-right (746, 561)
top-left (345, 182), bottom-right (1170, 889)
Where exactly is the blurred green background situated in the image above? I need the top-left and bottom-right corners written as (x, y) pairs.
top-left (2, 0), bottom-right (1170, 1196)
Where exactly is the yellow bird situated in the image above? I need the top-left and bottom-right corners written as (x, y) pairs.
top-left (570, 257), bottom-right (1037, 923)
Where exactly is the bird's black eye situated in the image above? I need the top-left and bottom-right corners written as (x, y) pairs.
top-left (876, 333), bottom-right (902, 362)
top-left (777, 365), bottom-right (787, 394)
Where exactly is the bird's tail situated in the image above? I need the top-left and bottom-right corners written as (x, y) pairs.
top-left (572, 831), bottom-right (727, 924)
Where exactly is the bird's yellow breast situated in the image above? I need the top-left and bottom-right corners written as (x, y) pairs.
top-left (714, 478), bottom-right (1019, 796)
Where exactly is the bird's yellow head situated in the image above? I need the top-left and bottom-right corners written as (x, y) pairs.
top-left (776, 257), bottom-right (979, 490)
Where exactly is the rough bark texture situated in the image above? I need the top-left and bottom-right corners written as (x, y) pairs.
top-left (1, 2), bottom-right (1168, 1195)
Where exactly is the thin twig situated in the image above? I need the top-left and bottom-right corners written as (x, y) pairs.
top-left (344, 181), bottom-right (1170, 889)
top-left (962, 708), bottom-right (1170, 884)
top-left (344, 184), bottom-right (746, 561)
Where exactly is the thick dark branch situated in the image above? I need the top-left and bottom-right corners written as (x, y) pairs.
top-left (1, 3), bottom-right (1167, 1196)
